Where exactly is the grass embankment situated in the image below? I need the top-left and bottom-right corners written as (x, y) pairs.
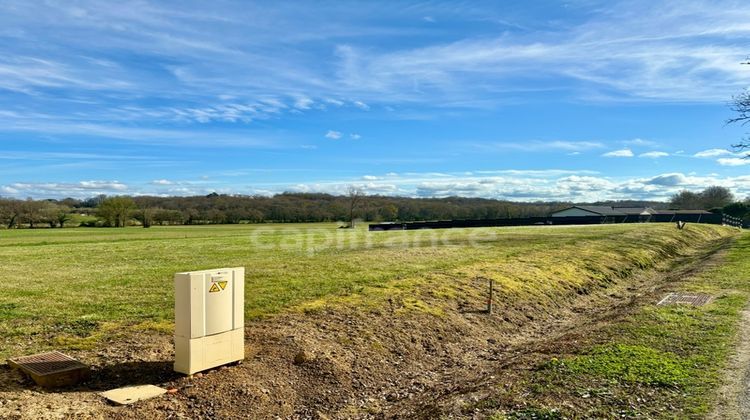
top-left (0, 223), bottom-right (734, 361)
top-left (480, 231), bottom-right (750, 419)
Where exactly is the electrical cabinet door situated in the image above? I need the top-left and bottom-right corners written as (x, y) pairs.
top-left (204, 271), bottom-right (233, 336)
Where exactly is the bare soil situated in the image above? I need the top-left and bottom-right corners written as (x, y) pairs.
top-left (0, 237), bottom-right (733, 419)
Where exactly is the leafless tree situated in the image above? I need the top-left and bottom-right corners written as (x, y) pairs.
top-left (0, 198), bottom-right (22, 228)
top-left (21, 199), bottom-right (47, 228)
top-left (347, 186), bottom-right (363, 228)
top-left (670, 186), bottom-right (734, 210)
top-left (728, 58), bottom-right (750, 153)
top-left (700, 186), bottom-right (734, 209)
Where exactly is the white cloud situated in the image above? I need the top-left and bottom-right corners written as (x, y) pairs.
top-left (644, 173), bottom-right (687, 186)
top-left (325, 130), bottom-right (342, 140)
top-left (2, 180), bottom-right (129, 198)
top-left (2, 119), bottom-right (275, 147)
top-left (717, 157), bottom-right (750, 166)
top-left (78, 180), bottom-right (128, 190)
top-left (480, 140), bottom-right (604, 153)
top-left (151, 179), bottom-right (173, 185)
top-left (353, 101), bottom-right (370, 110)
top-left (639, 151), bottom-right (669, 158)
top-left (350, 133), bottom-right (361, 140)
top-left (694, 148), bottom-right (734, 158)
top-left (603, 149), bottom-right (634, 157)
top-left (332, 2), bottom-right (750, 104)
top-left (624, 138), bottom-right (659, 147)
top-left (5, 170), bottom-right (750, 202)
top-left (324, 98), bottom-right (344, 106)
top-left (691, 148), bottom-right (750, 166)
top-left (293, 96), bottom-right (314, 110)
top-left (282, 170), bottom-right (737, 202)
top-left (0, 0), bottom-right (747, 146)
top-left (556, 175), bottom-right (616, 192)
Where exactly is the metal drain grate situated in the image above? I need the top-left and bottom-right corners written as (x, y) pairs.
top-left (8, 351), bottom-right (89, 388)
top-left (657, 292), bottom-right (713, 307)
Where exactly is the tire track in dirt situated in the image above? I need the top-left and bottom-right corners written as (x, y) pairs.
top-left (389, 236), bottom-right (735, 418)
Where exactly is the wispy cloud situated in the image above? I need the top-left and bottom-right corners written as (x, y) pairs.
top-left (0, 0), bottom-right (746, 135)
top-left (5, 180), bottom-right (128, 197)
top-left (624, 138), bottom-right (660, 147)
top-left (479, 140), bottom-right (604, 152)
top-left (353, 101), bottom-right (370, 110)
top-left (0, 119), bottom-right (279, 147)
top-left (603, 148), bottom-right (634, 157)
top-left (331, 2), bottom-right (750, 104)
top-left (293, 96), bottom-right (314, 110)
top-left (325, 130), bottom-right (342, 140)
top-left (639, 151), bottom-right (669, 158)
top-left (5, 169), bottom-right (750, 201)
top-left (692, 148), bottom-right (750, 166)
top-left (717, 157), bottom-right (750, 166)
top-left (694, 148), bottom-right (734, 157)
top-left (1, 1), bottom-right (749, 198)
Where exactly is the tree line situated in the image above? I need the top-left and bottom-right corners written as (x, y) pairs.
top-left (0, 186), bottom-right (746, 228)
top-left (668, 186), bottom-right (738, 213)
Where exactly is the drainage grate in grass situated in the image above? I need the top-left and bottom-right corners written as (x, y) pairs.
top-left (657, 292), bottom-right (713, 307)
top-left (8, 351), bottom-right (89, 388)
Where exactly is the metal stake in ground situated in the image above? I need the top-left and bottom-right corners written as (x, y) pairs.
top-left (487, 279), bottom-right (494, 314)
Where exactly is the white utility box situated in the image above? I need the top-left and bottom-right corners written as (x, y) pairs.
top-left (174, 267), bottom-right (244, 375)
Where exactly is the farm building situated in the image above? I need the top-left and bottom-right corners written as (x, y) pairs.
top-left (369, 206), bottom-right (736, 231)
top-left (550, 206), bottom-right (713, 222)
top-left (550, 206), bottom-right (654, 218)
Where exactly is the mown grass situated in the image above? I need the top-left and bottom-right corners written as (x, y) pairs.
top-left (489, 231), bottom-right (750, 419)
top-left (0, 223), bottom-right (735, 360)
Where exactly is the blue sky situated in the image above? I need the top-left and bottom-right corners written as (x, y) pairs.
top-left (2, 0), bottom-right (750, 201)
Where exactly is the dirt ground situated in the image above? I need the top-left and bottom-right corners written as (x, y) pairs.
top-left (0, 237), bottom-right (734, 419)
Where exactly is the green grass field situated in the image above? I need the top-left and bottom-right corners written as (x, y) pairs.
top-left (0, 223), bottom-right (735, 361)
top-left (482, 231), bottom-right (750, 418)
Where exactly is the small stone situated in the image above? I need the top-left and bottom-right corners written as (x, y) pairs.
top-left (293, 350), bottom-right (315, 365)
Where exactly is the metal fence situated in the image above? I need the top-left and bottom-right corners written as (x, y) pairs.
top-left (369, 213), bottom-right (743, 231)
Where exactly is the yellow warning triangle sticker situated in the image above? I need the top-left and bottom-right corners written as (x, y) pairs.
top-left (209, 283), bottom-right (221, 293)
top-left (218, 281), bottom-right (228, 290)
